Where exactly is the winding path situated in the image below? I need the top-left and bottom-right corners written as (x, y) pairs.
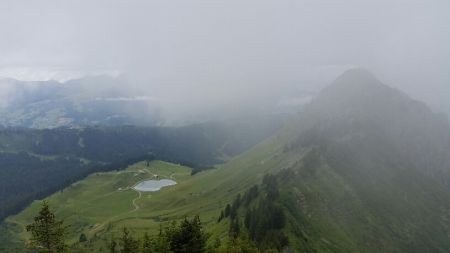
top-left (92, 169), bottom-right (186, 232)
top-left (131, 189), bottom-right (142, 211)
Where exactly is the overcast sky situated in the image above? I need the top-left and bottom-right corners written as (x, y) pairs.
top-left (1, 0), bottom-right (449, 113)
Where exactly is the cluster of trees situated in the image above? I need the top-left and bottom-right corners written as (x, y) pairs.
top-left (217, 174), bottom-right (289, 252)
top-left (25, 202), bottom-right (208, 253)
top-left (25, 202), bottom-right (262, 253)
top-left (0, 119), bottom-right (281, 223)
top-left (0, 126), bottom-right (216, 222)
top-left (29, 126), bottom-right (224, 165)
top-left (0, 151), bottom-right (157, 222)
top-left (218, 185), bottom-right (259, 223)
top-left (25, 189), bottom-right (289, 253)
top-left (0, 152), bottom-right (89, 221)
top-left (109, 216), bottom-right (207, 253)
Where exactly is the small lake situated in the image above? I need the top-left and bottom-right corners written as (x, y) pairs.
top-left (133, 179), bottom-right (177, 192)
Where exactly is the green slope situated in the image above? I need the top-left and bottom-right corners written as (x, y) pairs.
top-left (2, 127), bottom-right (292, 252)
top-left (4, 69), bottom-right (450, 252)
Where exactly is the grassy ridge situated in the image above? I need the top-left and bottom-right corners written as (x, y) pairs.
top-left (2, 130), bottom-right (289, 252)
top-left (4, 161), bottom-right (195, 251)
top-left (5, 102), bottom-right (450, 252)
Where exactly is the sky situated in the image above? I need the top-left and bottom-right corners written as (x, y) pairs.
top-left (0, 0), bottom-right (449, 116)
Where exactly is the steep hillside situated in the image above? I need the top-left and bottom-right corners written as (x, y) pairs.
top-left (265, 69), bottom-right (450, 252)
top-left (0, 117), bottom-right (283, 223)
top-left (4, 69), bottom-right (450, 252)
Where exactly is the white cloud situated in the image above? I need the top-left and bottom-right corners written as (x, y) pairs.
top-left (0, 0), bottom-right (449, 114)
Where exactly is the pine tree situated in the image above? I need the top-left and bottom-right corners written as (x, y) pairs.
top-left (79, 233), bottom-right (87, 243)
top-left (218, 210), bottom-right (224, 222)
top-left (226, 233), bottom-right (259, 253)
top-left (26, 201), bottom-right (67, 253)
top-left (233, 194), bottom-right (241, 209)
top-left (157, 224), bottom-right (172, 253)
top-left (169, 215), bottom-right (207, 253)
top-left (244, 209), bottom-right (252, 229)
top-left (119, 227), bottom-right (139, 253)
top-left (224, 204), bottom-right (231, 217)
top-left (229, 217), bottom-right (240, 238)
top-left (109, 240), bottom-right (117, 253)
top-left (142, 232), bottom-right (154, 253)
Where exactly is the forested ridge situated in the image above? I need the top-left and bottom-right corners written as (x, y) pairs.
top-left (0, 116), bottom-right (283, 222)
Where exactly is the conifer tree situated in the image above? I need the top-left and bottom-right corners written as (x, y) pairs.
top-left (119, 227), bottom-right (139, 253)
top-left (142, 232), bottom-right (154, 253)
top-left (169, 215), bottom-right (207, 253)
top-left (79, 233), bottom-right (87, 243)
top-left (218, 210), bottom-right (224, 222)
top-left (109, 240), bottom-right (117, 253)
top-left (224, 204), bottom-right (231, 217)
top-left (26, 201), bottom-right (67, 253)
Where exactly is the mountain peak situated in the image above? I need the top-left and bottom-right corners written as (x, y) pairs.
top-left (306, 68), bottom-right (445, 136)
top-left (320, 68), bottom-right (391, 98)
top-left (335, 68), bottom-right (378, 83)
top-left (313, 68), bottom-right (410, 109)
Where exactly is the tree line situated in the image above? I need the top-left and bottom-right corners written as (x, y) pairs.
top-left (23, 171), bottom-right (290, 253)
top-left (217, 174), bottom-right (289, 252)
top-left (25, 202), bottom-right (260, 253)
top-left (0, 119), bottom-right (281, 223)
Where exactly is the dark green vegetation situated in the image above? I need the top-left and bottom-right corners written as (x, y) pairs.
top-left (2, 161), bottom-right (196, 252)
top-left (22, 202), bottom-right (258, 253)
top-left (4, 69), bottom-right (450, 252)
top-left (0, 117), bottom-right (283, 222)
top-left (219, 176), bottom-right (289, 252)
top-left (109, 216), bottom-right (207, 253)
top-left (26, 202), bottom-right (67, 253)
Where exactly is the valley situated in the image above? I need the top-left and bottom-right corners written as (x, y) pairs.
top-left (2, 70), bottom-right (450, 252)
top-left (2, 130), bottom-right (289, 252)
top-left (1, 1), bottom-right (449, 252)
top-left (0, 116), bottom-right (283, 223)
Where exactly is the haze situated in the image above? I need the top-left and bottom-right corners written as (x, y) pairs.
top-left (1, 0), bottom-right (449, 120)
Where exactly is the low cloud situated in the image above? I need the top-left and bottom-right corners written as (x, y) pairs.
top-left (0, 0), bottom-right (449, 118)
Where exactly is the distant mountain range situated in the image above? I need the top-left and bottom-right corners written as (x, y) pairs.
top-left (0, 75), bottom-right (314, 129)
top-left (0, 76), bottom-right (163, 128)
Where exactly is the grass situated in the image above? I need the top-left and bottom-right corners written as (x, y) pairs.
top-left (5, 118), bottom-right (447, 253)
top-left (4, 161), bottom-right (195, 250)
top-left (3, 130), bottom-right (287, 252)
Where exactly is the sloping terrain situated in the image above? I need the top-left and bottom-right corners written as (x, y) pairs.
top-left (4, 69), bottom-right (450, 252)
top-left (0, 117), bottom-right (283, 223)
top-left (2, 161), bottom-right (194, 252)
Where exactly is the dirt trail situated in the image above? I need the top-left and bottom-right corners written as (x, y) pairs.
top-left (92, 189), bottom-right (141, 233)
top-left (131, 190), bottom-right (142, 211)
top-left (92, 170), bottom-right (184, 232)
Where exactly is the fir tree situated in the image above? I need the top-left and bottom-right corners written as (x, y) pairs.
top-left (26, 201), bottom-right (67, 253)
top-left (169, 215), bottom-right (207, 253)
top-left (119, 227), bottom-right (139, 253)
top-left (142, 232), bottom-right (153, 253)
top-left (109, 240), bottom-right (117, 253)
top-left (79, 233), bottom-right (87, 243)
top-left (218, 210), bottom-right (224, 222)
top-left (224, 204), bottom-right (231, 217)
